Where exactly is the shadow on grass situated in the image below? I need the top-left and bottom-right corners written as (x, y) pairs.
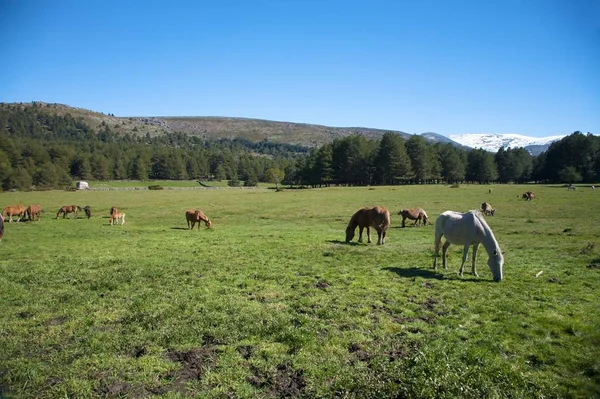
top-left (170, 227), bottom-right (190, 230)
top-left (383, 267), bottom-right (444, 280)
top-left (383, 267), bottom-right (496, 283)
top-left (327, 240), bottom-right (361, 246)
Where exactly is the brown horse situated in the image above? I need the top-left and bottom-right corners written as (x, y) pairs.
top-left (56, 205), bottom-right (81, 219)
top-left (522, 191), bottom-right (535, 201)
top-left (110, 206), bottom-right (118, 216)
top-left (480, 202), bottom-right (495, 216)
top-left (345, 206), bottom-right (390, 245)
top-left (2, 204), bottom-right (26, 222)
top-left (83, 206), bottom-right (92, 219)
top-left (110, 212), bottom-right (126, 225)
top-left (186, 209), bottom-right (212, 229)
top-left (26, 204), bottom-right (42, 221)
top-left (398, 208), bottom-right (429, 227)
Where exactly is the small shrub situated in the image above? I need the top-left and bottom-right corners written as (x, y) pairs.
top-left (148, 185), bottom-right (163, 190)
top-left (228, 179), bottom-right (241, 187)
top-left (450, 183), bottom-right (460, 188)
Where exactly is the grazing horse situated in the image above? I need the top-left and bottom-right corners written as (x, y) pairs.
top-left (83, 206), bottom-right (92, 219)
top-left (56, 205), bottom-right (81, 219)
top-left (522, 191), bottom-right (535, 201)
top-left (110, 212), bottom-right (125, 225)
top-left (433, 210), bottom-right (504, 281)
top-left (397, 208), bottom-right (429, 227)
top-left (568, 185), bottom-right (577, 191)
top-left (345, 206), bottom-right (390, 245)
top-left (2, 204), bottom-right (26, 222)
top-left (0, 214), bottom-right (4, 241)
top-left (110, 206), bottom-right (118, 216)
top-left (26, 204), bottom-right (42, 221)
top-left (185, 209), bottom-right (212, 229)
top-left (480, 202), bottom-right (495, 216)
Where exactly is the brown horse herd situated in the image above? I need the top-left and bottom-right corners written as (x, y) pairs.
top-left (1, 186), bottom-right (538, 245)
top-left (0, 202), bottom-right (214, 240)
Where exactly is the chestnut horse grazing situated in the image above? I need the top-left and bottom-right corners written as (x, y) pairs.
top-left (110, 206), bottom-right (118, 216)
top-left (56, 205), bottom-right (81, 219)
top-left (433, 210), bottom-right (504, 281)
top-left (522, 191), bottom-right (535, 201)
top-left (398, 208), bottom-right (429, 227)
top-left (480, 202), bottom-right (495, 216)
top-left (2, 204), bottom-right (26, 222)
top-left (345, 206), bottom-right (390, 245)
top-left (110, 212), bottom-right (126, 225)
top-left (26, 204), bottom-right (42, 221)
top-left (185, 209), bottom-right (212, 229)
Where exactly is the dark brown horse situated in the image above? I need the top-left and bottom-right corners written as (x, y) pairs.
top-left (2, 204), bottom-right (26, 222)
top-left (398, 208), bottom-right (429, 227)
top-left (186, 209), bottom-right (212, 229)
top-left (56, 205), bottom-right (81, 219)
top-left (26, 204), bottom-right (42, 221)
top-left (83, 206), bottom-right (92, 219)
top-left (345, 206), bottom-right (390, 245)
top-left (522, 191), bottom-right (535, 201)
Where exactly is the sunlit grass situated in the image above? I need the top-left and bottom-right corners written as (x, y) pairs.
top-left (1, 184), bottom-right (599, 398)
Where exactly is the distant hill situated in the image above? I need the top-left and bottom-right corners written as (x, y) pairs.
top-left (4, 102), bottom-right (419, 148)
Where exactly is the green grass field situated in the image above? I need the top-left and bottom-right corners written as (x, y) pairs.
top-left (1, 184), bottom-right (599, 398)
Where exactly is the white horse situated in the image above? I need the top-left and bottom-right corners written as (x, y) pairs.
top-left (433, 210), bottom-right (504, 281)
top-left (568, 185), bottom-right (576, 190)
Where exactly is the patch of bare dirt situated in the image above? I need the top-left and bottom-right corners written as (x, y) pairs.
top-left (248, 363), bottom-right (306, 398)
top-left (165, 346), bottom-right (219, 388)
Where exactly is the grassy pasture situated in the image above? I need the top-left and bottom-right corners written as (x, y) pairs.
top-left (1, 184), bottom-right (599, 398)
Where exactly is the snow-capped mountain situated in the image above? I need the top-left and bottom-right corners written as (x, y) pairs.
top-left (447, 133), bottom-right (565, 155)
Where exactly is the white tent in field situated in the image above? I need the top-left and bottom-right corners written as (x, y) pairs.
top-left (76, 181), bottom-right (90, 190)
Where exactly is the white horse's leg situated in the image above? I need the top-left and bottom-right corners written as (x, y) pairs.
top-left (433, 237), bottom-right (440, 270)
top-left (441, 240), bottom-right (451, 270)
top-left (459, 243), bottom-right (471, 276)
top-left (121, 215), bottom-right (125, 225)
top-left (471, 243), bottom-right (480, 276)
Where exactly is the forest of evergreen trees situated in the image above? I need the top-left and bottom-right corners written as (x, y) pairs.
top-left (0, 102), bottom-right (598, 191)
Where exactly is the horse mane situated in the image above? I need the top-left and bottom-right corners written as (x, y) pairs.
top-left (470, 211), bottom-right (501, 253)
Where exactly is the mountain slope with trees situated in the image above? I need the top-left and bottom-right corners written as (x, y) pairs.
top-left (0, 102), bottom-right (597, 191)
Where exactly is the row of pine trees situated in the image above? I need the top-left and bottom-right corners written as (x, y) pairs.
top-left (0, 103), bottom-right (598, 191)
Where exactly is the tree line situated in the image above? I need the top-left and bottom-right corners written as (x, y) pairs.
top-left (0, 103), bottom-right (598, 191)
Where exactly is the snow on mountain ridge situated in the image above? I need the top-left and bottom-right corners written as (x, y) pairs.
top-left (447, 133), bottom-right (565, 153)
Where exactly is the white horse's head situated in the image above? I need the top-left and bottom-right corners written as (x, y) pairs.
top-left (488, 249), bottom-right (504, 282)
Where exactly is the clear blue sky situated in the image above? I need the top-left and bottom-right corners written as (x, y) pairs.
top-left (1, 0), bottom-right (598, 137)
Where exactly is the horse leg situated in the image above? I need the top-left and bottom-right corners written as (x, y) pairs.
top-left (376, 228), bottom-right (382, 245)
top-left (366, 226), bottom-right (372, 243)
top-left (402, 217), bottom-right (406, 228)
top-left (358, 226), bottom-right (364, 243)
top-left (459, 243), bottom-right (471, 277)
top-left (471, 243), bottom-right (480, 277)
top-left (441, 241), bottom-right (451, 270)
